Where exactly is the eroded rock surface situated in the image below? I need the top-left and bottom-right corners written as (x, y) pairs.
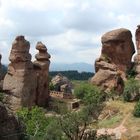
top-left (33, 42), bottom-right (50, 106)
top-left (3, 36), bottom-right (37, 111)
top-left (91, 28), bottom-right (135, 93)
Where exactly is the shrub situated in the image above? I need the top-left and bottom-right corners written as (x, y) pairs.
top-left (123, 78), bottom-right (140, 102)
top-left (17, 106), bottom-right (50, 139)
top-left (74, 83), bottom-right (104, 104)
top-left (133, 100), bottom-right (140, 117)
top-left (126, 65), bottom-right (137, 78)
top-left (49, 82), bottom-right (55, 91)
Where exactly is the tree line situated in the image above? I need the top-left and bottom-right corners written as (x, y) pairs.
top-left (49, 70), bottom-right (94, 80)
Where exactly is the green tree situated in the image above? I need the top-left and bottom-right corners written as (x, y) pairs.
top-left (74, 83), bottom-right (105, 104)
top-left (17, 106), bottom-right (50, 139)
top-left (123, 78), bottom-right (140, 102)
top-left (59, 109), bottom-right (95, 140)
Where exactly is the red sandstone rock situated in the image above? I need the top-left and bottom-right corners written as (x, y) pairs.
top-left (33, 42), bottom-right (50, 106)
top-left (91, 28), bottom-right (135, 93)
top-left (3, 36), bottom-right (37, 111)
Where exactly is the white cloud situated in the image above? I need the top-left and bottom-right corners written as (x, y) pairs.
top-left (0, 0), bottom-right (140, 65)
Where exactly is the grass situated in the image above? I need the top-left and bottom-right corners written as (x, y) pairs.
top-left (72, 80), bottom-right (88, 87)
top-left (97, 100), bottom-right (139, 130)
top-left (98, 114), bottom-right (123, 128)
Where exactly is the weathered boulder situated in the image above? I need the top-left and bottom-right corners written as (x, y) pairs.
top-left (33, 42), bottom-right (50, 106)
top-left (100, 28), bottom-right (135, 72)
top-left (3, 36), bottom-right (37, 111)
top-left (51, 73), bottom-right (73, 93)
top-left (91, 28), bottom-right (135, 93)
top-left (0, 102), bottom-right (23, 140)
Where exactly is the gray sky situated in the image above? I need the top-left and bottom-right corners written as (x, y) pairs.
top-left (0, 0), bottom-right (139, 64)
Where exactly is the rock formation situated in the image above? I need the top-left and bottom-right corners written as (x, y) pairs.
top-left (134, 25), bottom-right (140, 79)
top-left (3, 36), bottom-right (37, 111)
top-left (0, 102), bottom-right (23, 140)
top-left (51, 73), bottom-right (73, 93)
top-left (33, 42), bottom-right (50, 106)
top-left (91, 28), bottom-right (135, 93)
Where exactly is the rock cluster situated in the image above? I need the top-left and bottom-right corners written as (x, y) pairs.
top-left (3, 36), bottom-right (37, 111)
top-left (51, 73), bottom-right (73, 93)
top-left (91, 28), bottom-right (135, 93)
top-left (33, 42), bottom-right (51, 106)
top-left (134, 25), bottom-right (140, 79)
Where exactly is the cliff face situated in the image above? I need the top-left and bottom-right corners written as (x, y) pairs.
top-left (91, 28), bottom-right (135, 93)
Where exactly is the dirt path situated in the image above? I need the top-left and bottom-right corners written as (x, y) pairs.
top-left (97, 113), bottom-right (130, 138)
top-left (120, 113), bottom-right (130, 126)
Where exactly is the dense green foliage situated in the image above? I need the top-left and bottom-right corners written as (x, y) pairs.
top-left (17, 83), bottom-right (105, 140)
top-left (17, 106), bottom-right (55, 139)
top-left (123, 78), bottom-right (140, 102)
top-left (74, 83), bottom-right (105, 119)
top-left (17, 106), bottom-right (100, 140)
top-left (58, 109), bottom-right (96, 140)
top-left (49, 70), bottom-right (94, 80)
top-left (133, 100), bottom-right (140, 117)
top-left (74, 83), bottom-right (104, 104)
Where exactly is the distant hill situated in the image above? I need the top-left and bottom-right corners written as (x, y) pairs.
top-left (50, 62), bottom-right (94, 72)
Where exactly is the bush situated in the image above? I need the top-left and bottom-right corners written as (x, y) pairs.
top-left (123, 78), bottom-right (140, 102)
top-left (74, 83), bottom-right (104, 104)
top-left (126, 65), bottom-right (137, 78)
top-left (17, 106), bottom-right (51, 139)
top-left (49, 82), bottom-right (55, 90)
top-left (133, 100), bottom-right (140, 117)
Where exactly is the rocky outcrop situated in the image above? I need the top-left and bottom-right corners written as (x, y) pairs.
top-left (3, 36), bottom-right (37, 111)
top-left (0, 102), bottom-right (23, 140)
top-left (51, 73), bottom-right (73, 93)
top-left (91, 28), bottom-right (135, 93)
top-left (134, 25), bottom-right (140, 79)
top-left (33, 42), bottom-right (50, 106)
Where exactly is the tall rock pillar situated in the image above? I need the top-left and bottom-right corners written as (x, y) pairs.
top-left (3, 36), bottom-right (37, 111)
top-left (33, 42), bottom-right (51, 106)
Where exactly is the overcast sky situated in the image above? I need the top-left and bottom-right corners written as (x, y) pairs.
top-left (0, 0), bottom-right (140, 65)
